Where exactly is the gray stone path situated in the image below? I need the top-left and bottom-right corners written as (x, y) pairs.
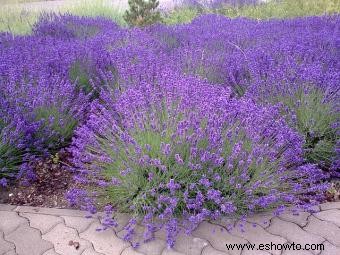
top-left (0, 202), bottom-right (340, 255)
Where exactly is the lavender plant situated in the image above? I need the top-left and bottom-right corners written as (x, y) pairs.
top-left (0, 123), bottom-right (24, 186)
top-left (69, 76), bottom-right (328, 247)
top-left (0, 74), bottom-right (89, 182)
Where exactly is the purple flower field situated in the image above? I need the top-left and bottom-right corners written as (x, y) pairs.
top-left (0, 13), bottom-right (339, 246)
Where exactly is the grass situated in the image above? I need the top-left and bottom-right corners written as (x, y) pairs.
top-left (0, 7), bottom-right (38, 34)
top-left (165, 0), bottom-right (340, 25)
top-left (163, 7), bottom-right (199, 25)
top-left (218, 0), bottom-right (340, 19)
top-left (0, 0), bottom-right (125, 34)
top-left (60, 0), bottom-right (126, 26)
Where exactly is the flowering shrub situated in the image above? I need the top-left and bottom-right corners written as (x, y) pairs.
top-left (164, 15), bottom-right (339, 170)
top-left (0, 75), bottom-right (89, 182)
top-left (0, 117), bottom-right (26, 186)
top-left (69, 76), bottom-right (328, 247)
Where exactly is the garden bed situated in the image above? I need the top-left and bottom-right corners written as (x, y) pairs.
top-left (0, 1), bottom-right (339, 247)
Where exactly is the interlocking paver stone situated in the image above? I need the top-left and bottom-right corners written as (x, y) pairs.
top-left (15, 206), bottom-right (88, 217)
top-left (192, 221), bottom-right (247, 255)
top-left (320, 202), bottom-right (340, 211)
top-left (21, 212), bottom-right (63, 234)
top-left (279, 211), bottom-right (310, 227)
top-left (135, 238), bottom-right (166, 255)
top-left (321, 241), bottom-right (340, 255)
top-left (246, 212), bottom-right (274, 228)
top-left (4, 250), bottom-right (16, 255)
top-left (61, 216), bottom-right (97, 233)
top-left (121, 247), bottom-right (145, 255)
top-left (267, 218), bottom-right (324, 255)
top-left (113, 213), bottom-right (132, 233)
top-left (162, 248), bottom-right (186, 255)
top-left (231, 222), bottom-right (286, 255)
top-left (281, 247), bottom-right (313, 255)
top-left (314, 210), bottom-right (340, 227)
top-left (6, 223), bottom-right (53, 255)
top-left (80, 222), bottom-right (129, 255)
top-left (173, 232), bottom-right (208, 255)
top-left (42, 248), bottom-right (60, 255)
top-left (117, 224), bottom-right (167, 255)
top-left (43, 223), bottom-right (91, 255)
top-left (0, 211), bottom-right (27, 234)
top-left (201, 246), bottom-right (229, 255)
top-left (0, 231), bottom-right (15, 254)
top-left (242, 249), bottom-right (271, 255)
top-left (0, 204), bottom-right (16, 211)
top-left (304, 216), bottom-right (340, 247)
top-left (82, 247), bottom-right (104, 255)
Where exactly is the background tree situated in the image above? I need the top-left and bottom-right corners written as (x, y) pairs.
top-left (124, 0), bottom-right (162, 26)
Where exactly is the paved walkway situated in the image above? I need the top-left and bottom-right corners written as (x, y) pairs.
top-left (1, 202), bottom-right (340, 255)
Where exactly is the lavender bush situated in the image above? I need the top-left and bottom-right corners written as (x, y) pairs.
top-left (165, 15), bottom-right (339, 171)
top-left (0, 72), bottom-right (89, 182)
top-left (69, 75), bottom-right (328, 247)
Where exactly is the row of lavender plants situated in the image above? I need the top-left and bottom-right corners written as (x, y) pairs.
top-left (0, 13), bottom-right (338, 246)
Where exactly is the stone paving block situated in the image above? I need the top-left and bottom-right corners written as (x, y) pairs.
top-left (173, 232), bottom-right (209, 255)
top-left (61, 216), bottom-right (97, 233)
top-left (321, 241), bottom-right (340, 255)
top-left (82, 247), bottom-right (104, 255)
top-left (314, 210), bottom-right (340, 227)
top-left (242, 249), bottom-right (271, 255)
top-left (267, 218), bottom-right (324, 255)
top-left (209, 217), bottom-right (237, 229)
top-left (135, 238), bottom-right (167, 255)
top-left (192, 221), bottom-right (247, 255)
top-left (162, 247), bottom-right (186, 255)
top-left (80, 221), bottom-right (130, 255)
top-left (231, 222), bottom-right (286, 255)
top-left (0, 204), bottom-right (16, 211)
top-left (99, 213), bottom-right (131, 233)
top-left (201, 246), bottom-right (229, 255)
top-left (0, 211), bottom-right (27, 234)
top-left (304, 216), bottom-right (340, 247)
top-left (42, 249), bottom-right (60, 255)
top-left (0, 231), bottom-right (15, 254)
top-left (117, 224), bottom-right (167, 255)
top-left (121, 247), bottom-right (145, 255)
top-left (4, 250), bottom-right (16, 255)
top-left (246, 213), bottom-right (274, 228)
top-left (6, 223), bottom-right (53, 255)
top-left (281, 248), bottom-right (313, 255)
top-left (320, 202), bottom-right (340, 211)
top-left (21, 212), bottom-right (63, 234)
top-left (155, 226), bottom-right (208, 255)
top-left (15, 206), bottom-right (89, 217)
top-left (113, 213), bottom-right (131, 233)
top-left (43, 223), bottom-right (91, 255)
top-left (278, 211), bottom-right (310, 227)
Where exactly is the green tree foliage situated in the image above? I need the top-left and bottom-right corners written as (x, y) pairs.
top-left (124, 0), bottom-right (162, 26)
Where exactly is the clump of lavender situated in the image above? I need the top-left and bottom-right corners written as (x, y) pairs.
top-left (0, 120), bottom-right (25, 186)
top-left (33, 13), bottom-right (119, 40)
top-left (0, 75), bottom-right (89, 182)
top-left (166, 15), bottom-right (339, 171)
top-left (69, 76), bottom-right (328, 247)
